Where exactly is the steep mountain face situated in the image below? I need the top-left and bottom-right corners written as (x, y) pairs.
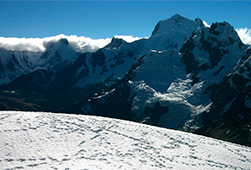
top-left (69, 14), bottom-right (205, 88)
top-left (57, 15), bottom-right (207, 127)
top-left (196, 46), bottom-right (251, 146)
top-left (0, 14), bottom-right (204, 89)
top-left (181, 22), bottom-right (246, 85)
top-left (40, 38), bottom-right (79, 70)
top-left (0, 14), bottom-right (250, 146)
top-left (0, 38), bottom-right (79, 85)
top-left (75, 18), bottom-right (247, 134)
top-left (0, 48), bottom-right (42, 85)
top-left (147, 14), bottom-right (205, 52)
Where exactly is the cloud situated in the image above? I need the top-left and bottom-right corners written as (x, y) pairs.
top-left (0, 37), bottom-right (45, 52)
top-left (55, 34), bottom-right (111, 53)
top-left (236, 28), bottom-right (251, 45)
top-left (0, 34), bottom-right (145, 53)
top-left (0, 34), bottom-right (111, 53)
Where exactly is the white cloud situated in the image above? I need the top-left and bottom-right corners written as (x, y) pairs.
top-left (0, 37), bottom-right (45, 52)
top-left (0, 34), bottom-right (145, 53)
top-left (0, 34), bottom-right (111, 53)
top-left (55, 34), bottom-right (111, 53)
top-left (203, 21), bottom-right (210, 28)
top-left (236, 28), bottom-right (251, 45)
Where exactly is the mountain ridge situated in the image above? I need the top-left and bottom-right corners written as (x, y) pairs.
top-left (0, 14), bottom-right (250, 146)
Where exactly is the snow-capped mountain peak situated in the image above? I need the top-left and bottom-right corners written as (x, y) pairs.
top-left (42, 38), bottom-right (77, 63)
top-left (180, 20), bottom-right (247, 83)
top-left (151, 14), bottom-right (204, 37)
top-left (208, 22), bottom-right (241, 44)
top-left (105, 37), bottom-right (127, 50)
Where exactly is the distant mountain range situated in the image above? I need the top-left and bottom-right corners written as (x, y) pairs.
top-left (0, 14), bottom-right (250, 146)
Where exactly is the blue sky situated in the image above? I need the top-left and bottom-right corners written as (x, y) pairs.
top-left (0, 1), bottom-right (250, 39)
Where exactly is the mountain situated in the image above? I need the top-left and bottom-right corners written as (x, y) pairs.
top-left (196, 46), bottom-right (251, 146)
top-left (64, 16), bottom-right (248, 132)
top-left (0, 38), bottom-right (80, 85)
top-left (1, 14), bottom-right (204, 88)
top-left (0, 111), bottom-right (250, 170)
top-left (0, 14), bottom-right (250, 146)
top-left (0, 48), bottom-right (42, 85)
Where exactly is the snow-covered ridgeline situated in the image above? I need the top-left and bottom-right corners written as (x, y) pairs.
top-left (0, 111), bottom-right (250, 170)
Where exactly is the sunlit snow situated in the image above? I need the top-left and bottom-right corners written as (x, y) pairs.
top-left (0, 111), bottom-right (250, 170)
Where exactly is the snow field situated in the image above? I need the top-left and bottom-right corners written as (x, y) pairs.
top-left (0, 111), bottom-right (250, 170)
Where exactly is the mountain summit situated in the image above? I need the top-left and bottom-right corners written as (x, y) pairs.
top-left (151, 14), bottom-right (204, 36)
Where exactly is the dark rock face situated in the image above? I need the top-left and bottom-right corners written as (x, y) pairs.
top-left (90, 80), bottom-right (136, 120)
top-left (196, 87), bottom-right (251, 146)
top-left (43, 38), bottom-right (69, 50)
top-left (0, 61), bottom-right (5, 79)
top-left (110, 48), bottom-right (136, 68)
top-left (0, 69), bottom-right (53, 90)
top-left (51, 53), bottom-right (89, 88)
top-left (89, 50), bottom-right (106, 68)
top-left (105, 37), bottom-right (127, 50)
top-left (76, 55), bottom-right (147, 121)
top-left (142, 103), bottom-right (169, 125)
top-left (200, 25), bottom-right (230, 68)
top-left (196, 46), bottom-right (251, 146)
top-left (59, 38), bottom-right (69, 46)
top-left (40, 38), bottom-right (77, 69)
top-left (181, 22), bottom-right (243, 76)
top-left (180, 35), bottom-right (199, 74)
top-left (0, 52), bottom-right (88, 90)
top-left (6, 55), bottom-right (19, 73)
top-left (234, 46), bottom-right (251, 79)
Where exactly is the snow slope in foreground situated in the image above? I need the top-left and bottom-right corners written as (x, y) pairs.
top-left (0, 111), bottom-right (250, 170)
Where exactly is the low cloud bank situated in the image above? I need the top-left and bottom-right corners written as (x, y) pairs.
top-left (0, 34), bottom-right (144, 53)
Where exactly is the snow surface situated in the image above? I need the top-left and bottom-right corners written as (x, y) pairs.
top-left (129, 50), bottom-right (212, 130)
top-left (0, 111), bottom-right (250, 170)
top-left (132, 50), bottom-right (185, 92)
top-left (151, 14), bottom-right (204, 37)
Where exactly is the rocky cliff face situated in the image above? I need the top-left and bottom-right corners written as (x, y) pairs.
top-left (0, 38), bottom-right (80, 85)
top-left (196, 46), bottom-right (251, 146)
top-left (65, 17), bottom-right (249, 138)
